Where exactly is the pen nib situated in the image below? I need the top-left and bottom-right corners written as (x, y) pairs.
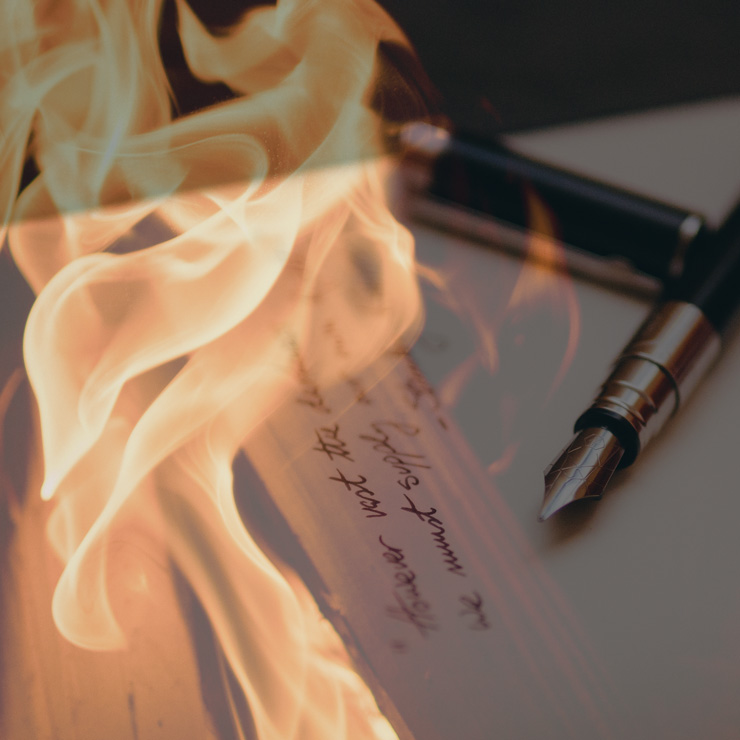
top-left (539, 427), bottom-right (625, 521)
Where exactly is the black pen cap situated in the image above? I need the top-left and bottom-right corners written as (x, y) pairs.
top-left (664, 201), bottom-right (740, 332)
top-left (401, 123), bottom-right (708, 287)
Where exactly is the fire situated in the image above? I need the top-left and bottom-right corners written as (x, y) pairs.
top-left (2, 0), bottom-right (422, 737)
top-left (426, 183), bottom-right (580, 476)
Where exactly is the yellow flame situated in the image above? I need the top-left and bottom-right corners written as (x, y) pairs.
top-left (4, 1), bottom-right (423, 737)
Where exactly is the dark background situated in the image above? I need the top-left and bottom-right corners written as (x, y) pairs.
top-left (379, 0), bottom-right (740, 134)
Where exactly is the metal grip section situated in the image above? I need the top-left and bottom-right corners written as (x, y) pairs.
top-left (590, 301), bottom-right (721, 449)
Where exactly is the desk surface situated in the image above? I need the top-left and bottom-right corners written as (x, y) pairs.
top-left (409, 222), bottom-right (740, 738)
top-left (3, 93), bottom-right (739, 740)
top-left (240, 97), bottom-right (740, 740)
top-left (405, 96), bottom-right (740, 738)
top-left (379, 1), bottom-right (740, 133)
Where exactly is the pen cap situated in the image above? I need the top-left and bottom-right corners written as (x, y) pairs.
top-left (665, 201), bottom-right (740, 332)
top-left (400, 123), bottom-right (707, 286)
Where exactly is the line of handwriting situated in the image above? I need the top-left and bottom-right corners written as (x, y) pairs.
top-left (400, 494), bottom-right (467, 577)
top-left (323, 320), bottom-right (372, 405)
top-left (359, 421), bottom-right (430, 491)
top-left (401, 355), bottom-right (448, 430)
top-left (458, 591), bottom-right (490, 631)
top-left (313, 424), bottom-right (354, 463)
top-left (379, 535), bottom-right (438, 637)
top-left (329, 469), bottom-right (388, 519)
top-left (293, 352), bottom-right (332, 415)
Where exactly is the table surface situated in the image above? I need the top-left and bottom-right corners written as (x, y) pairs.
top-left (379, 1), bottom-right (740, 133)
top-left (406, 95), bottom-right (740, 738)
top-left (4, 94), bottom-right (740, 740)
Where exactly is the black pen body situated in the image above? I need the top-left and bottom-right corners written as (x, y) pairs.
top-left (665, 201), bottom-right (740, 332)
top-left (400, 122), bottom-right (707, 293)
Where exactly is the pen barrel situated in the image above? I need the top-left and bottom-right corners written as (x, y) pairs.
top-left (399, 122), bottom-right (706, 288)
top-left (576, 301), bottom-right (721, 466)
top-left (666, 202), bottom-right (740, 332)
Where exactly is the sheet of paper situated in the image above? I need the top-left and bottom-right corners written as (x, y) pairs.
top-left (236, 230), bottom-right (634, 739)
top-left (239, 218), bottom-right (740, 738)
top-left (243, 355), bottom-right (621, 740)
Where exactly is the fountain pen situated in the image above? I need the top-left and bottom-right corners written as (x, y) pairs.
top-left (540, 201), bottom-right (740, 520)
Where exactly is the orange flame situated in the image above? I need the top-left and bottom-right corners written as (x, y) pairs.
top-left (423, 183), bottom-right (581, 476)
top-left (3, 1), bottom-right (423, 737)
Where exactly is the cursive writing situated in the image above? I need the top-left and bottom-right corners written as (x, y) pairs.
top-left (294, 354), bottom-right (331, 415)
top-left (329, 469), bottom-right (387, 519)
top-left (401, 356), bottom-right (448, 430)
top-left (458, 591), bottom-right (490, 631)
top-left (360, 421), bottom-right (430, 491)
top-left (313, 424), bottom-right (354, 463)
top-left (400, 494), bottom-right (467, 577)
top-left (380, 535), bottom-right (438, 637)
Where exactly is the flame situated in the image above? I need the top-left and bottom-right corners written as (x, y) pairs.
top-left (509, 185), bottom-right (581, 394)
top-left (426, 183), bottom-right (581, 476)
top-left (3, 1), bottom-right (423, 737)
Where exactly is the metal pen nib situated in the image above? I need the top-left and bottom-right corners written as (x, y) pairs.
top-left (540, 301), bottom-right (721, 521)
top-left (539, 428), bottom-right (625, 520)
